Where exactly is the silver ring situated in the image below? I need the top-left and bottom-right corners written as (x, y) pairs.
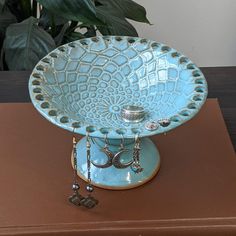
top-left (121, 105), bottom-right (145, 123)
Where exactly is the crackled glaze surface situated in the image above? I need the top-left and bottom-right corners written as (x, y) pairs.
top-left (29, 36), bottom-right (208, 139)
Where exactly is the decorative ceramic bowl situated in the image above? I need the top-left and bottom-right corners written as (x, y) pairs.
top-left (29, 36), bottom-right (208, 189)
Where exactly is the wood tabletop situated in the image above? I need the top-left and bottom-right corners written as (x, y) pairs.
top-left (0, 100), bottom-right (235, 235)
top-left (0, 67), bottom-right (235, 150)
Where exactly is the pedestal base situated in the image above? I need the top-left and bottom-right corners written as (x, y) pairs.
top-left (73, 137), bottom-right (161, 190)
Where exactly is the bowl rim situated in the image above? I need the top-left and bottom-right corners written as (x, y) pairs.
top-left (28, 35), bottom-right (208, 139)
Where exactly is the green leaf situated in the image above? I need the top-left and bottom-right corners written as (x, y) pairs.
top-left (63, 31), bottom-right (85, 43)
top-left (54, 22), bottom-right (69, 46)
top-left (0, 6), bottom-right (17, 36)
top-left (39, 7), bottom-right (68, 30)
top-left (0, 0), bottom-right (5, 11)
top-left (0, 1), bottom-right (16, 70)
top-left (3, 17), bottom-right (56, 70)
top-left (19, 0), bottom-right (32, 19)
top-left (5, 0), bottom-right (27, 21)
top-left (97, 0), bottom-right (150, 24)
top-left (83, 26), bottom-right (96, 38)
top-left (0, 5), bottom-right (17, 50)
top-left (5, 0), bottom-right (34, 22)
top-left (36, 0), bottom-right (103, 25)
top-left (32, 0), bottom-right (37, 17)
top-left (96, 5), bottom-right (138, 36)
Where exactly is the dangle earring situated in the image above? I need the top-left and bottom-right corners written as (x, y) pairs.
top-left (112, 134), bottom-right (133, 169)
top-left (92, 133), bottom-right (113, 168)
top-left (131, 133), bottom-right (143, 173)
top-left (80, 131), bottom-right (99, 209)
top-left (68, 131), bottom-right (85, 206)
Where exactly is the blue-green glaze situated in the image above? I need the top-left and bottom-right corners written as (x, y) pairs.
top-left (29, 36), bottom-right (208, 139)
top-left (74, 137), bottom-right (160, 189)
top-left (28, 36), bottom-right (208, 189)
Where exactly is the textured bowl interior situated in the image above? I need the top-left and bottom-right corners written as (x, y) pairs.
top-left (29, 36), bottom-right (208, 138)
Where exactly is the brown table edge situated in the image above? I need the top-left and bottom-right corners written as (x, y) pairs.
top-left (2, 217), bottom-right (236, 235)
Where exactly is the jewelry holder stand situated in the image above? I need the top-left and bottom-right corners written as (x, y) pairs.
top-left (75, 137), bottom-right (160, 189)
top-left (28, 36), bottom-right (208, 190)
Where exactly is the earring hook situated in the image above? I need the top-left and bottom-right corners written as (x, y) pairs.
top-left (120, 133), bottom-right (125, 149)
top-left (104, 133), bottom-right (109, 147)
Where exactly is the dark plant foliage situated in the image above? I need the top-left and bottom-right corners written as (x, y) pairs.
top-left (0, 0), bottom-right (150, 70)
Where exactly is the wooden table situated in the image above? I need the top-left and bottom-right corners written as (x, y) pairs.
top-left (0, 100), bottom-right (235, 236)
top-left (0, 67), bottom-right (235, 150)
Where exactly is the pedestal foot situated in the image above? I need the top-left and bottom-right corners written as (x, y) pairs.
top-left (73, 137), bottom-right (160, 190)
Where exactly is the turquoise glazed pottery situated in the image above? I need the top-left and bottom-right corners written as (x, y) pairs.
top-left (29, 36), bottom-right (208, 189)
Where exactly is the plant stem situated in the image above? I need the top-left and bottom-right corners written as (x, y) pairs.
top-left (67, 21), bottom-right (79, 34)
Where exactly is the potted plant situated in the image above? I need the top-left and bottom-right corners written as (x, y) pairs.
top-left (0, 0), bottom-right (150, 70)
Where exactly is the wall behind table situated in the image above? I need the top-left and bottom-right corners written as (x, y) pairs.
top-left (133, 0), bottom-right (236, 67)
